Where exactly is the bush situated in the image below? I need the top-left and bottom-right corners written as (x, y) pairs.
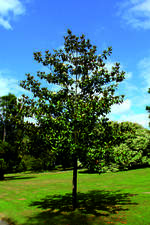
top-left (18, 154), bottom-right (56, 172)
top-left (108, 124), bottom-right (150, 171)
top-left (18, 155), bottom-right (44, 172)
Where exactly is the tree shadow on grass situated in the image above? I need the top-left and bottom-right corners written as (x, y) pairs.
top-left (2, 175), bottom-right (36, 181)
top-left (78, 169), bottom-right (99, 174)
top-left (23, 190), bottom-right (138, 225)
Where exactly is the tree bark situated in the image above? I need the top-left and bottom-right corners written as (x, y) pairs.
top-left (72, 154), bottom-right (77, 210)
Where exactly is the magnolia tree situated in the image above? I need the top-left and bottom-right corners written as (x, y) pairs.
top-left (19, 29), bottom-right (126, 210)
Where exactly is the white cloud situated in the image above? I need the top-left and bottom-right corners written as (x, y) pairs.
top-left (0, 17), bottom-right (12, 29)
top-left (24, 116), bottom-right (37, 125)
top-left (126, 71), bottom-right (133, 79)
top-left (0, 69), bottom-right (30, 97)
top-left (117, 0), bottom-right (150, 30)
top-left (112, 113), bottom-right (149, 130)
top-left (138, 56), bottom-right (150, 92)
top-left (110, 99), bottom-right (132, 114)
top-left (104, 62), bottom-right (115, 72)
top-left (0, 0), bottom-right (25, 30)
top-left (114, 55), bottom-right (150, 111)
top-left (104, 55), bottom-right (150, 130)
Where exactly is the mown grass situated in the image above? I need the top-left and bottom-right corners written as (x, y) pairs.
top-left (0, 167), bottom-right (150, 224)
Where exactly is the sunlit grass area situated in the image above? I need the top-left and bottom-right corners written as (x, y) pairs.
top-left (0, 167), bottom-right (150, 224)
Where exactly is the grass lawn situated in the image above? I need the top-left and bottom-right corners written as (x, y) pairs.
top-left (0, 167), bottom-right (150, 225)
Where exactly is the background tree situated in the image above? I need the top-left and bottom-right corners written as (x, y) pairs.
top-left (0, 93), bottom-right (24, 180)
top-left (19, 29), bottom-right (126, 210)
top-left (146, 88), bottom-right (150, 128)
top-left (83, 121), bottom-right (150, 173)
top-left (20, 121), bottom-right (57, 171)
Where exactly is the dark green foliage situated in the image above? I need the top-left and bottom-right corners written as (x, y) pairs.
top-left (55, 148), bottom-right (73, 170)
top-left (20, 122), bottom-right (57, 169)
top-left (0, 141), bottom-right (21, 177)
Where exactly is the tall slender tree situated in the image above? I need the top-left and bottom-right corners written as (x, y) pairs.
top-left (19, 29), bottom-right (126, 210)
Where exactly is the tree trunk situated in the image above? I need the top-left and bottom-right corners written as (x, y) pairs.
top-left (72, 154), bottom-right (77, 210)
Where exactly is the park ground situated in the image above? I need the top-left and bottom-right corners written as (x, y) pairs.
top-left (0, 167), bottom-right (150, 225)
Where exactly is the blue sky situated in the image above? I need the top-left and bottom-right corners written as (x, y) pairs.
top-left (0, 0), bottom-right (150, 130)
